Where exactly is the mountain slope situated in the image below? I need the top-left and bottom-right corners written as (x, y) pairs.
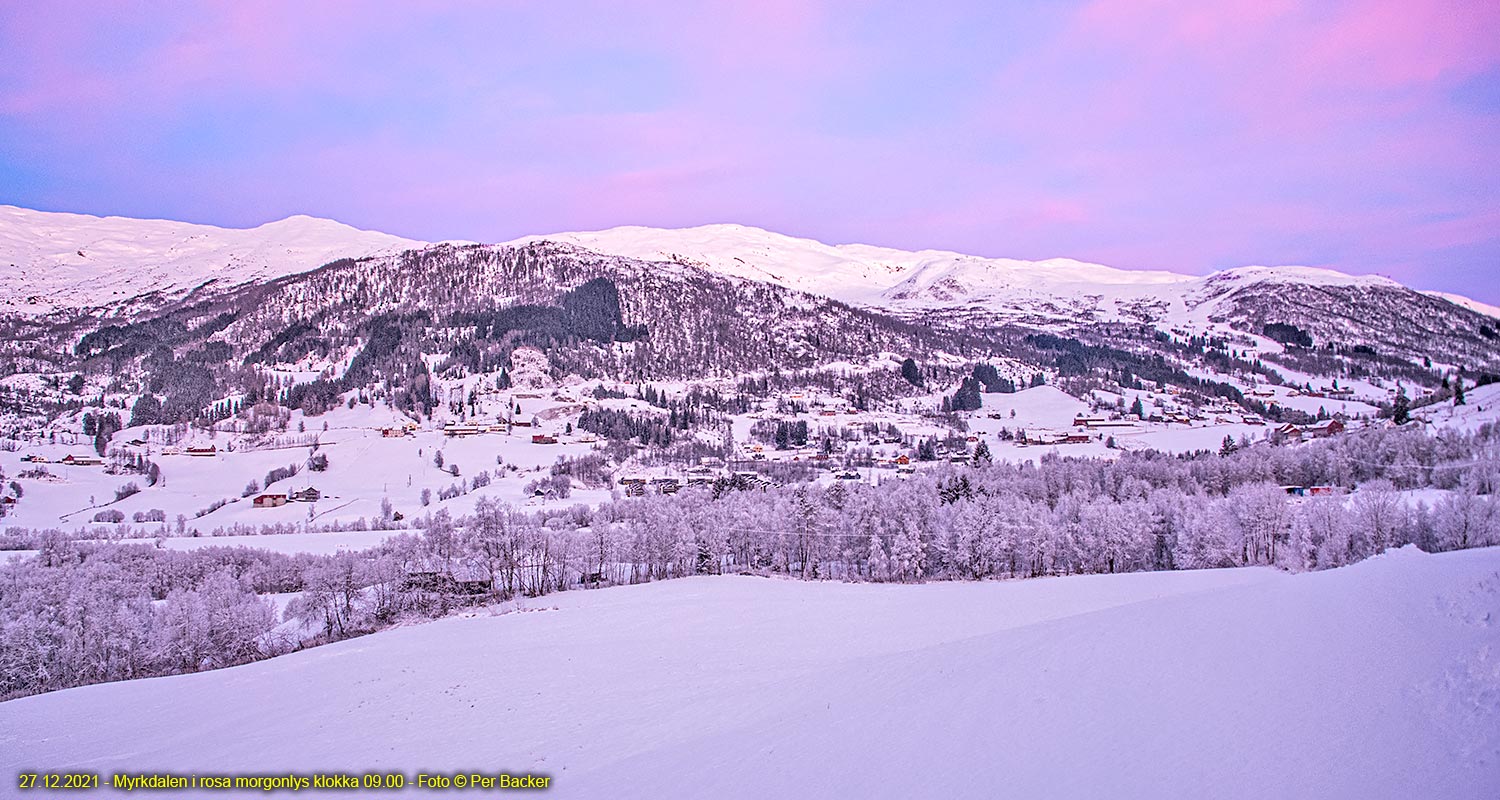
top-left (1, 548), bottom-right (1494, 799)
top-left (512, 223), bottom-right (1500, 368)
top-left (0, 205), bottom-right (426, 313)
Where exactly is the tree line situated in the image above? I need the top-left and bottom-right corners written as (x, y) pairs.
top-left (2, 423), bottom-right (1494, 701)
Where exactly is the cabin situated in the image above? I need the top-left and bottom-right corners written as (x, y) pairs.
top-left (381, 427), bottom-right (406, 438)
top-left (894, 455), bottom-right (911, 465)
top-left (1021, 429), bottom-right (1069, 445)
top-left (186, 445), bottom-right (217, 457)
top-left (1073, 416), bottom-right (1107, 427)
top-left (1278, 423), bottom-right (1304, 439)
top-left (60, 454), bottom-right (103, 466)
top-left (1283, 485), bottom-right (1337, 498)
top-left (289, 487), bottom-right (321, 503)
top-left (618, 475), bottom-right (648, 497)
top-left (531, 434), bottom-right (558, 445)
top-left (403, 561), bottom-right (491, 595)
top-left (835, 470), bottom-right (860, 480)
top-left (1066, 433), bottom-right (1092, 444)
top-left (651, 477), bottom-right (682, 495)
top-left (1304, 419), bottom-right (1344, 438)
top-left (252, 493), bottom-right (288, 509)
top-left (443, 423), bottom-right (482, 437)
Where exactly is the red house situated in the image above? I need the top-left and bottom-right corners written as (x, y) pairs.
top-left (252, 493), bottom-right (287, 508)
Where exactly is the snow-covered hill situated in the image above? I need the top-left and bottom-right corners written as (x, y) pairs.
top-left (2, 547), bottom-right (1496, 798)
top-left (0, 205), bottom-right (425, 313)
top-left (509, 223), bottom-right (1418, 326)
top-left (3, 204), bottom-right (1491, 334)
top-left (1425, 290), bottom-right (1500, 321)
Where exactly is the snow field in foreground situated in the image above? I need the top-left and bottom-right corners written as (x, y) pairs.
top-left (2, 547), bottom-right (1497, 799)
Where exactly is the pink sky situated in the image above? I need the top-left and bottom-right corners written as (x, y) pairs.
top-left (1, 1), bottom-right (1497, 299)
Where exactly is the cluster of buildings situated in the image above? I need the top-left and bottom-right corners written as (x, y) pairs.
top-left (251, 486), bottom-right (322, 509)
top-left (1277, 419), bottom-right (1345, 439)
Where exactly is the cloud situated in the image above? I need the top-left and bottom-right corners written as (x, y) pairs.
top-left (0, 1), bottom-right (1495, 300)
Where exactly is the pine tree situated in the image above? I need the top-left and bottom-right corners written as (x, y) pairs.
top-left (1393, 392), bottom-right (1411, 425)
top-left (900, 358), bottom-right (924, 387)
top-left (1220, 435), bottom-right (1238, 456)
top-left (1454, 378), bottom-right (1466, 406)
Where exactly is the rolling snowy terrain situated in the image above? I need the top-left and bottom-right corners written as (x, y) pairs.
top-left (5, 207), bottom-right (1494, 331)
top-left (3, 548), bottom-right (1497, 799)
top-left (510, 222), bottom-right (1490, 328)
top-left (0, 205), bottom-right (425, 313)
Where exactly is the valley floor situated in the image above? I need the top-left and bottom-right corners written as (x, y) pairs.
top-left (3, 548), bottom-right (1498, 799)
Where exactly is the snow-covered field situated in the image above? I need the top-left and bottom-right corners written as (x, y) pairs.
top-left (4, 547), bottom-right (1496, 798)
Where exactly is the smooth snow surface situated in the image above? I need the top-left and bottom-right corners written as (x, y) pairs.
top-left (4, 547), bottom-right (1497, 799)
top-left (508, 222), bottom-right (1420, 323)
top-left (4, 205), bottom-right (1487, 322)
top-left (0, 205), bottom-right (424, 312)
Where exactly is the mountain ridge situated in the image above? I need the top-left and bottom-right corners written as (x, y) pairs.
top-left (2, 205), bottom-right (1489, 321)
top-left (0, 204), bottom-right (426, 314)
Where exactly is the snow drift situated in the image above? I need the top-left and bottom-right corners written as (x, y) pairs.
top-left (2, 546), bottom-right (1497, 799)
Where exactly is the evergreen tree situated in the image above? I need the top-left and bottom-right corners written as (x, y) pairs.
top-left (951, 377), bottom-right (983, 412)
top-left (129, 394), bottom-right (162, 428)
top-left (1393, 392), bottom-right (1411, 425)
top-left (900, 358), bottom-right (924, 388)
top-left (917, 438), bottom-right (937, 461)
top-left (1454, 379), bottom-right (1466, 406)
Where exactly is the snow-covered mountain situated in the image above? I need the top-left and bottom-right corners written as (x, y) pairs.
top-left (4, 206), bottom-right (1496, 380)
top-left (508, 223), bottom-right (1426, 327)
top-left (4, 205), bottom-right (1493, 330)
top-left (500, 224), bottom-right (1500, 371)
top-left (1424, 290), bottom-right (1500, 321)
top-left (0, 205), bottom-right (425, 314)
